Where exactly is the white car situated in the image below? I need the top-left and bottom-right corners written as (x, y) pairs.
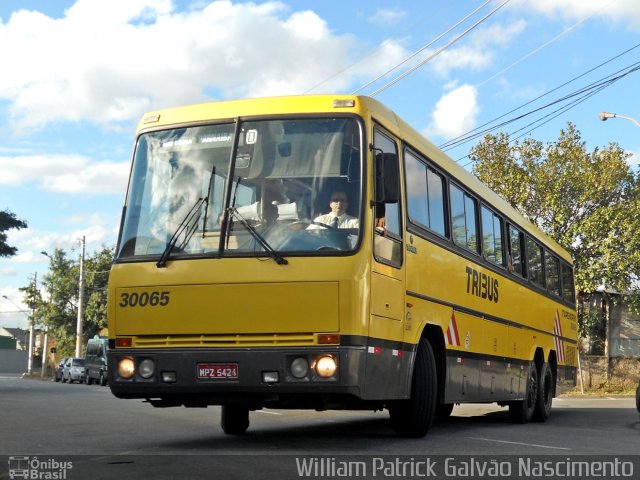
top-left (62, 357), bottom-right (86, 384)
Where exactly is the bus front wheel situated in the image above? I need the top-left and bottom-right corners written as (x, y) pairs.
top-left (389, 338), bottom-right (437, 438)
top-left (220, 404), bottom-right (250, 435)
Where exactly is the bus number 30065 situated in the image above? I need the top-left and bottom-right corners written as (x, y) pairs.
top-left (119, 291), bottom-right (170, 308)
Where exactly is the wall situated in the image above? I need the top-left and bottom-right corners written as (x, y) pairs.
top-left (579, 355), bottom-right (640, 391)
top-left (0, 350), bottom-right (28, 373)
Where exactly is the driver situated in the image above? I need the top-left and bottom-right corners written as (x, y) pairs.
top-left (309, 191), bottom-right (359, 229)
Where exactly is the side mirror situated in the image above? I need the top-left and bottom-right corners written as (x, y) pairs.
top-left (375, 152), bottom-right (399, 203)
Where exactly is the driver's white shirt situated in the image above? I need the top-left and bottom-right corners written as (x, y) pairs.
top-left (309, 213), bottom-right (359, 229)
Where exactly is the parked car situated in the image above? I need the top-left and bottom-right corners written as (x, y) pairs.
top-left (62, 357), bottom-right (86, 384)
top-left (54, 358), bottom-right (68, 382)
top-left (85, 335), bottom-right (108, 386)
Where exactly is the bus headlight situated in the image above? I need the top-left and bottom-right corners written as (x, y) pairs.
top-left (313, 355), bottom-right (337, 378)
top-left (290, 357), bottom-right (309, 379)
top-left (118, 357), bottom-right (135, 379)
top-left (138, 359), bottom-right (155, 379)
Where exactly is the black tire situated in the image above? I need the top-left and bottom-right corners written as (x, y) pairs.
top-left (509, 362), bottom-right (538, 424)
top-left (99, 371), bottom-right (107, 386)
top-left (533, 362), bottom-right (553, 422)
top-left (389, 338), bottom-right (437, 437)
top-left (220, 405), bottom-right (250, 435)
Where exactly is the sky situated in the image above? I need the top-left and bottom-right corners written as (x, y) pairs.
top-left (1, 0), bottom-right (639, 329)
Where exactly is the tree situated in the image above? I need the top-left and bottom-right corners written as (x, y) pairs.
top-left (469, 123), bottom-right (640, 340)
top-left (0, 209), bottom-right (27, 257)
top-left (32, 245), bottom-right (114, 357)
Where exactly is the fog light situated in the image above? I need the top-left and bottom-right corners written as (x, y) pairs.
top-left (118, 357), bottom-right (135, 379)
top-left (161, 371), bottom-right (177, 383)
top-left (139, 359), bottom-right (155, 379)
top-left (290, 357), bottom-right (309, 379)
top-left (262, 371), bottom-right (280, 383)
top-left (313, 355), bottom-right (337, 378)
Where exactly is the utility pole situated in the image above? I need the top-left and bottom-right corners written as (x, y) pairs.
top-left (27, 273), bottom-right (37, 374)
top-left (75, 236), bottom-right (85, 358)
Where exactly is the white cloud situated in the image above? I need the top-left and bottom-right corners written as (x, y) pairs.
top-left (368, 8), bottom-right (407, 26)
top-left (0, 0), bottom-right (408, 133)
top-left (627, 149), bottom-right (640, 169)
top-left (429, 21), bottom-right (527, 77)
top-left (0, 154), bottom-right (129, 194)
top-left (515, 0), bottom-right (640, 29)
top-left (428, 84), bottom-right (479, 139)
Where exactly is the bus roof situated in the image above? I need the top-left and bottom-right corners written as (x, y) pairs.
top-left (137, 94), bottom-right (572, 264)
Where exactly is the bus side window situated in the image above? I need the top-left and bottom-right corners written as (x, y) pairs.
top-left (545, 251), bottom-right (561, 296)
top-left (561, 262), bottom-right (575, 303)
top-left (405, 150), bottom-right (446, 237)
top-left (507, 224), bottom-right (525, 277)
top-left (481, 205), bottom-right (504, 266)
top-left (526, 236), bottom-right (544, 287)
top-left (450, 184), bottom-right (479, 254)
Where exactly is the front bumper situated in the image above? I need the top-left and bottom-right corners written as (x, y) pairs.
top-left (108, 346), bottom-right (370, 409)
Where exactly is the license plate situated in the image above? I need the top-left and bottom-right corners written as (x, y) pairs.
top-left (197, 363), bottom-right (239, 379)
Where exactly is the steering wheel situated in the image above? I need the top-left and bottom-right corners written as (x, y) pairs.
top-left (286, 220), bottom-right (336, 230)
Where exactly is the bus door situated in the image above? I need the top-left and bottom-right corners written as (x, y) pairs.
top-left (364, 127), bottom-right (409, 399)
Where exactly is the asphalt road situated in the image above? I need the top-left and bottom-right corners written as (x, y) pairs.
top-left (1, 375), bottom-right (638, 479)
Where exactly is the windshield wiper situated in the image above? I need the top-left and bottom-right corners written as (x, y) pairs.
top-left (228, 207), bottom-right (288, 265)
top-left (156, 196), bottom-right (208, 268)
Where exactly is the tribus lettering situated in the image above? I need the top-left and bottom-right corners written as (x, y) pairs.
top-left (466, 266), bottom-right (499, 303)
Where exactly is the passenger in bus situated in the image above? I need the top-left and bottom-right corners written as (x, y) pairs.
top-left (309, 191), bottom-right (359, 229)
top-left (375, 203), bottom-right (386, 235)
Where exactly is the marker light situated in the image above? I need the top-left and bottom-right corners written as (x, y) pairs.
top-left (116, 337), bottom-right (132, 348)
top-left (318, 334), bottom-right (340, 345)
top-left (333, 99), bottom-right (355, 108)
top-left (313, 355), bottom-right (337, 378)
top-left (118, 357), bottom-right (135, 379)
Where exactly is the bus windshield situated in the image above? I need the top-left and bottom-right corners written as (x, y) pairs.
top-left (117, 117), bottom-right (363, 262)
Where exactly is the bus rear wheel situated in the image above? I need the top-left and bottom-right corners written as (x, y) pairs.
top-left (389, 338), bottom-right (437, 437)
top-left (220, 404), bottom-right (250, 435)
top-left (509, 362), bottom-right (537, 424)
top-left (533, 362), bottom-right (553, 422)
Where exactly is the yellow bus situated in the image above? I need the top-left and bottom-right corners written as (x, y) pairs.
top-left (108, 95), bottom-right (578, 437)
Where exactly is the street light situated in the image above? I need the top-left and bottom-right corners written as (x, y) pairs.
top-left (599, 111), bottom-right (640, 127)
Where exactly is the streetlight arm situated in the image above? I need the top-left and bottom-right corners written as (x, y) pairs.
top-left (599, 111), bottom-right (640, 127)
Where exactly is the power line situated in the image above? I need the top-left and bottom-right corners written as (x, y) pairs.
top-left (305, 3), bottom-right (454, 94)
top-left (352, 0), bottom-right (495, 95)
top-left (369, 0), bottom-right (513, 98)
top-left (440, 42), bottom-right (640, 151)
top-left (476, 0), bottom-right (619, 89)
top-left (441, 56), bottom-right (640, 157)
top-left (457, 60), bottom-right (640, 168)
